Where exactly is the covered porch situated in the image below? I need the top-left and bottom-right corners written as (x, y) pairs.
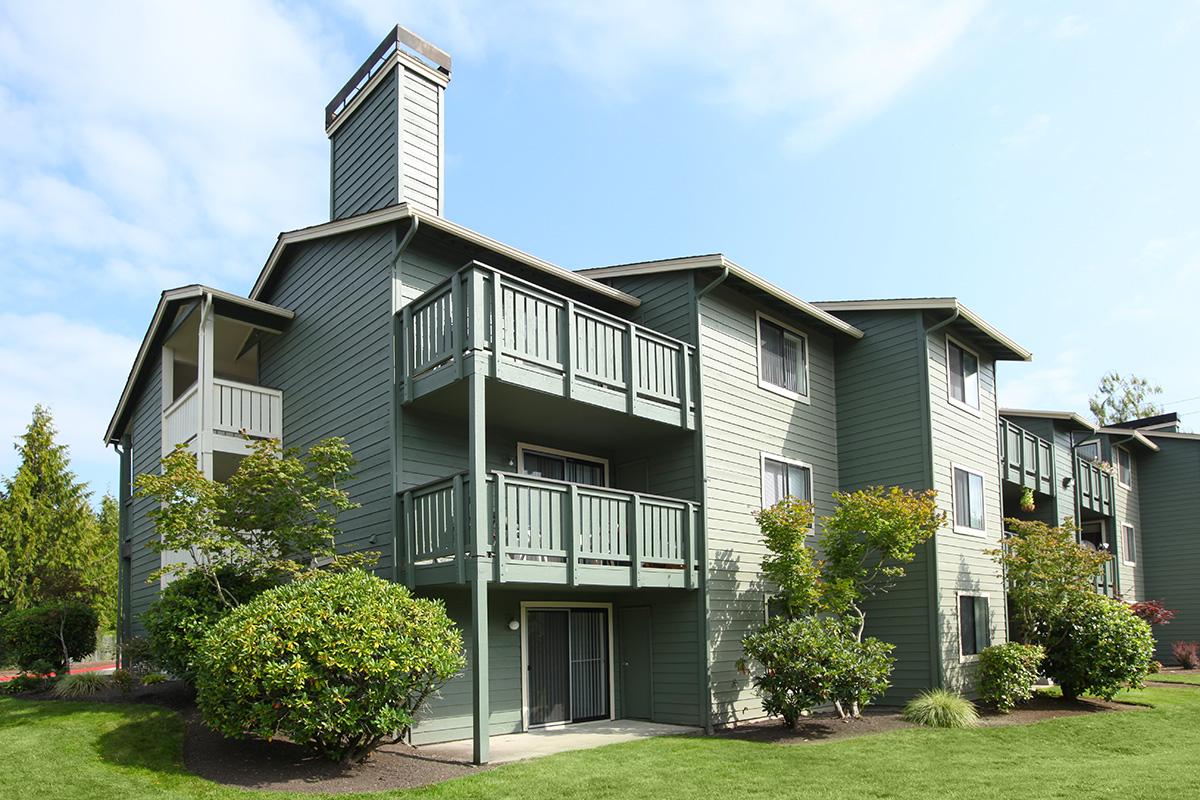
top-left (418, 718), bottom-right (700, 764)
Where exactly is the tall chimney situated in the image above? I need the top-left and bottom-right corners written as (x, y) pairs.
top-left (325, 26), bottom-right (450, 220)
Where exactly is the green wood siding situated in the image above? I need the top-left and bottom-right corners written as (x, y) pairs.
top-left (1110, 442), bottom-right (1144, 601)
top-left (925, 323), bottom-right (1008, 693)
top-left (126, 351), bottom-right (164, 636)
top-left (697, 284), bottom-right (839, 725)
top-left (258, 227), bottom-right (396, 570)
top-left (829, 310), bottom-right (933, 698)
top-left (410, 587), bottom-right (699, 744)
top-left (1137, 437), bottom-right (1200, 660)
top-left (330, 67), bottom-right (398, 220)
top-left (603, 273), bottom-right (697, 343)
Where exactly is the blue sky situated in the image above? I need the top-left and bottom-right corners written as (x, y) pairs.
top-left (2, 1), bottom-right (1198, 500)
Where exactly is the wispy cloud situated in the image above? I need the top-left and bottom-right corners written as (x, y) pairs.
top-left (343, 0), bottom-right (987, 150)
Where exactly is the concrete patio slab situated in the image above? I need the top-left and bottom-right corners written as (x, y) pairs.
top-left (418, 719), bottom-right (701, 764)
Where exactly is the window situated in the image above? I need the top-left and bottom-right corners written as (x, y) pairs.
top-left (959, 595), bottom-right (991, 657)
top-left (1121, 523), bottom-right (1137, 564)
top-left (1076, 440), bottom-right (1100, 462)
top-left (517, 445), bottom-right (607, 487)
top-left (761, 455), bottom-right (813, 508)
top-left (757, 314), bottom-right (809, 400)
top-left (1117, 447), bottom-right (1133, 487)
top-left (947, 339), bottom-right (980, 410)
top-left (952, 466), bottom-right (986, 534)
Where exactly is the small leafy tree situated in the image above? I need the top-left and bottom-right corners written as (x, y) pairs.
top-left (0, 601), bottom-right (98, 674)
top-left (992, 518), bottom-right (1111, 642)
top-left (1089, 372), bottom-right (1163, 425)
top-left (1129, 599), bottom-right (1176, 626)
top-left (136, 436), bottom-right (362, 606)
top-left (819, 487), bottom-right (945, 640)
top-left (756, 498), bottom-right (821, 618)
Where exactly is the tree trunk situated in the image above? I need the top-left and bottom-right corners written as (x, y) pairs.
top-left (1060, 683), bottom-right (1078, 703)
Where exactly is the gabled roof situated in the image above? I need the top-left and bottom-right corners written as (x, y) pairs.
top-left (251, 203), bottom-right (641, 308)
top-left (104, 286), bottom-right (294, 445)
top-left (1107, 412), bottom-right (1182, 432)
top-left (814, 297), bottom-right (1032, 361)
top-left (578, 254), bottom-right (864, 339)
top-left (1000, 408), bottom-right (1097, 432)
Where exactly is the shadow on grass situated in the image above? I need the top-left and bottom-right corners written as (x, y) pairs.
top-left (96, 707), bottom-right (191, 776)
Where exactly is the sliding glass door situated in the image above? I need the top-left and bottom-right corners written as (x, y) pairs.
top-left (526, 607), bottom-right (611, 726)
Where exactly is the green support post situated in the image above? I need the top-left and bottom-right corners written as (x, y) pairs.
top-left (470, 563), bottom-right (490, 764)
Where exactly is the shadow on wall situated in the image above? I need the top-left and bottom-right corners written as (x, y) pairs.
top-left (939, 554), bottom-right (990, 695)
top-left (707, 546), bottom-right (764, 727)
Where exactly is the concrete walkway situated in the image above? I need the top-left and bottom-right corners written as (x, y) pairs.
top-left (419, 719), bottom-right (701, 764)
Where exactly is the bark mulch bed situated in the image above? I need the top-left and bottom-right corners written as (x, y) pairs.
top-left (7, 681), bottom-right (487, 793)
top-left (714, 693), bottom-right (1138, 745)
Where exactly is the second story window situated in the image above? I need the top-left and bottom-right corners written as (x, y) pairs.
top-left (1116, 447), bottom-right (1133, 487)
top-left (1076, 440), bottom-right (1100, 461)
top-left (1121, 523), bottom-right (1137, 564)
top-left (761, 454), bottom-right (812, 508)
top-left (952, 465), bottom-right (986, 534)
top-left (757, 314), bottom-right (808, 401)
top-left (947, 338), bottom-right (980, 410)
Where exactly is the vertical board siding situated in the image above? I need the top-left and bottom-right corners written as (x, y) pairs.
top-left (925, 323), bottom-right (1008, 693)
top-left (126, 352), bottom-right (164, 635)
top-left (698, 284), bottom-right (839, 725)
top-left (1137, 437), bottom-right (1200, 660)
top-left (258, 227), bottom-right (395, 572)
top-left (831, 310), bottom-right (933, 698)
top-left (330, 68), bottom-right (398, 220)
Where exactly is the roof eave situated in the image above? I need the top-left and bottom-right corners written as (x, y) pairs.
top-left (999, 408), bottom-right (1098, 432)
top-left (580, 255), bottom-right (865, 339)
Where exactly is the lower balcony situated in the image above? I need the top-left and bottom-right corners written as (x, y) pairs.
top-left (400, 472), bottom-right (700, 590)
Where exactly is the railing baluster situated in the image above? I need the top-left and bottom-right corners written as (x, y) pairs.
top-left (494, 473), bottom-right (507, 582)
top-left (628, 493), bottom-right (641, 588)
top-left (403, 490), bottom-right (416, 587)
top-left (563, 299), bottom-right (575, 398)
top-left (625, 323), bottom-right (637, 414)
top-left (566, 483), bottom-right (578, 586)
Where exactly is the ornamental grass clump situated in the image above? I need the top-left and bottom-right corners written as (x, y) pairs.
top-left (52, 671), bottom-right (110, 698)
top-left (902, 689), bottom-right (979, 728)
top-left (195, 569), bottom-right (465, 765)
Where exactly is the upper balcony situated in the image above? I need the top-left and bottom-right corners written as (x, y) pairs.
top-left (163, 378), bottom-right (283, 454)
top-left (999, 418), bottom-right (1055, 496)
top-left (1075, 456), bottom-right (1115, 516)
top-left (399, 263), bottom-right (696, 430)
top-left (400, 471), bottom-right (700, 590)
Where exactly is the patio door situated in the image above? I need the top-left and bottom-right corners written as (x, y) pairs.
top-left (526, 607), bottom-right (611, 727)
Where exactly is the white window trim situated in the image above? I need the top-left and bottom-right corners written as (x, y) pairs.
top-left (518, 601), bottom-right (616, 731)
top-left (516, 442), bottom-right (610, 487)
top-left (1121, 523), bottom-right (1137, 566)
top-left (945, 335), bottom-right (982, 416)
top-left (955, 591), bottom-right (991, 661)
top-left (760, 452), bottom-right (815, 511)
top-left (755, 311), bottom-right (811, 404)
top-left (1116, 446), bottom-right (1133, 489)
top-left (950, 463), bottom-right (988, 536)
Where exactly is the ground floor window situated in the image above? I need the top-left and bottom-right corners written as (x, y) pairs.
top-left (1121, 523), bottom-right (1137, 564)
top-left (958, 594), bottom-right (990, 657)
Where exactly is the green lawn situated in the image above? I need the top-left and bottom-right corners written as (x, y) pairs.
top-left (2, 685), bottom-right (1199, 800)
top-left (1147, 671), bottom-right (1200, 686)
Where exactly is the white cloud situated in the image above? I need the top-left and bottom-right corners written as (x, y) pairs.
top-left (0, 313), bottom-right (140, 497)
top-left (1054, 15), bottom-right (1089, 39)
top-left (340, 0), bottom-right (986, 149)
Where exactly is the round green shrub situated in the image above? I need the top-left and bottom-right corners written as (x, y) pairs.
top-left (1043, 593), bottom-right (1154, 701)
top-left (141, 567), bottom-right (277, 683)
top-left (741, 616), bottom-right (895, 728)
top-left (0, 601), bottom-right (97, 674)
top-left (903, 688), bottom-right (979, 728)
top-left (195, 570), bottom-right (465, 764)
top-left (52, 671), bottom-right (111, 698)
top-left (978, 642), bottom-right (1045, 713)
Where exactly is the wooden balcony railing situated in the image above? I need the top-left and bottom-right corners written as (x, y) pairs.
top-left (999, 418), bottom-right (1055, 496)
top-left (161, 379), bottom-right (283, 453)
top-left (1075, 457), bottom-right (1115, 516)
top-left (399, 471), bottom-right (700, 590)
top-left (400, 264), bottom-right (697, 430)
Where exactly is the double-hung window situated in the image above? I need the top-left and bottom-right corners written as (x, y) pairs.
top-left (1121, 523), bottom-right (1137, 564)
top-left (757, 314), bottom-right (808, 400)
top-left (947, 338), bottom-right (980, 410)
top-left (952, 466), bottom-right (986, 534)
top-left (959, 595), bottom-right (990, 657)
top-left (761, 455), bottom-right (813, 508)
top-left (1117, 447), bottom-right (1133, 487)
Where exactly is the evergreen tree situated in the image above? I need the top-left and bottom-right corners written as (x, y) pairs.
top-left (90, 494), bottom-right (120, 632)
top-left (0, 406), bottom-right (105, 615)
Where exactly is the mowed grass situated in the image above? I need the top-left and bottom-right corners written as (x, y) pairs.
top-left (2, 685), bottom-right (1200, 800)
top-left (1148, 671), bottom-right (1200, 686)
